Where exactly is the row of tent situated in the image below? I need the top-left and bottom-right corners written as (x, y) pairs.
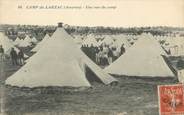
top-left (74, 33), bottom-right (184, 57)
top-left (160, 36), bottom-right (184, 56)
top-left (5, 25), bottom-right (118, 87)
top-left (14, 35), bottom-right (38, 47)
top-left (5, 23), bottom-right (178, 88)
top-left (72, 34), bottom-right (135, 56)
top-left (73, 33), bottom-right (135, 47)
top-left (0, 33), bottom-right (29, 58)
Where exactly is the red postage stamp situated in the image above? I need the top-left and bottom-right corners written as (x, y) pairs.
top-left (158, 84), bottom-right (184, 115)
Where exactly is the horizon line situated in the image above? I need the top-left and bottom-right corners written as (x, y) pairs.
top-left (1, 23), bottom-right (184, 29)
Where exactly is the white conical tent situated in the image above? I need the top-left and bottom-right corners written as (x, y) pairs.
top-left (19, 35), bottom-right (32, 47)
top-left (165, 36), bottom-right (184, 56)
top-left (128, 35), bottom-right (139, 44)
top-left (97, 39), bottom-right (103, 46)
top-left (82, 35), bottom-right (98, 47)
top-left (0, 32), bottom-right (20, 54)
top-left (31, 34), bottom-right (50, 52)
top-left (112, 35), bottom-right (131, 49)
top-left (14, 37), bottom-right (22, 46)
top-left (164, 37), bottom-right (174, 55)
top-left (6, 26), bottom-right (117, 88)
top-left (104, 33), bottom-right (175, 77)
top-left (31, 37), bottom-right (38, 44)
top-left (0, 33), bottom-right (29, 58)
top-left (102, 35), bottom-right (114, 46)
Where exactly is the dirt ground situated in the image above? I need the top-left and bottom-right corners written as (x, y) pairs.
top-left (0, 58), bottom-right (179, 115)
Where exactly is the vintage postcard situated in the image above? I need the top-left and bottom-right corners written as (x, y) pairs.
top-left (0, 0), bottom-right (184, 115)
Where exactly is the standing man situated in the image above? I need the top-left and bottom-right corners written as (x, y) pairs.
top-left (112, 48), bottom-right (119, 61)
top-left (0, 45), bottom-right (5, 61)
top-left (120, 44), bottom-right (125, 55)
top-left (10, 48), bottom-right (18, 66)
top-left (18, 49), bottom-right (24, 65)
top-left (107, 47), bottom-right (113, 64)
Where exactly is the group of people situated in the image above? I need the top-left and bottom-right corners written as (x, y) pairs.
top-left (0, 43), bottom-right (126, 67)
top-left (0, 45), bottom-right (25, 65)
top-left (81, 44), bottom-right (125, 66)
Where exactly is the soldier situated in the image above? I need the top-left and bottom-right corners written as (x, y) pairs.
top-left (0, 45), bottom-right (5, 61)
top-left (107, 47), bottom-right (113, 64)
top-left (10, 48), bottom-right (18, 65)
top-left (18, 49), bottom-right (24, 65)
top-left (120, 44), bottom-right (125, 55)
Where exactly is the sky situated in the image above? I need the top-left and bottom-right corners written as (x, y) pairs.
top-left (0, 0), bottom-right (184, 27)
